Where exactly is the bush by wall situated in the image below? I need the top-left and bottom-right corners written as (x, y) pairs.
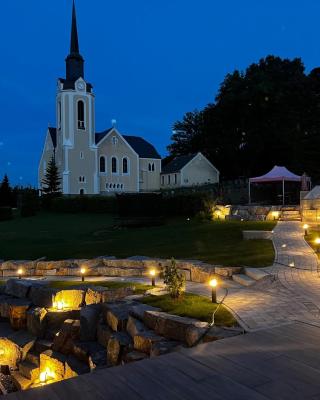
top-left (0, 207), bottom-right (13, 221)
top-left (49, 196), bottom-right (117, 214)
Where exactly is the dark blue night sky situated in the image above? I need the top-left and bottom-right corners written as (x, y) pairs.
top-left (1, 0), bottom-right (320, 186)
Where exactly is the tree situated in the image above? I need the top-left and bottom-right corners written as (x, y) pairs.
top-left (0, 174), bottom-right (13, 207)
top-left (42, 155), bottom-right (61, 196)
top-left (163, 258), bottom-right (185, 299)
top-left (168, 55), bottom-right (320, 181)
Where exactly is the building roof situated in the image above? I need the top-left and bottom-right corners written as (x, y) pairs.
top-left (48, 127), bottom-right (57, 148)
top-left (95, 129), bottom-right (161, 159)
top-left (162, 154), bottom-right (197, 174)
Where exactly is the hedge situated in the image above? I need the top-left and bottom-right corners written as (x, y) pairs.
top-left (0, 207), bottom-right (13, 221)
top-left (49, 196), bottom-right (117, 214)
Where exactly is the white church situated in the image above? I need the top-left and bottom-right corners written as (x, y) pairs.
top-left (39, 2), bottom-right (219, 195)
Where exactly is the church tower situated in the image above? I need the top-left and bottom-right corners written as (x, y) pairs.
top-left (56, 0), bottom-right (98, 194)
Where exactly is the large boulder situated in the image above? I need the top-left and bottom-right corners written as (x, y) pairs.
top-left (45, 309), bottom-right (80, 331)
top-left (28, 287), bottom-right (58, 308)
top-left (0, 338), bottom-right (21, 368)
top-left (5, 279), bottom-right (36, 299)
top-left (80, 305), bottom-right (101, 341)
top-left (133, 331), bottom-right (165, 354)
top-left (73, 341), bottom-right (107, 370)
top-left (107, 332), bottom-right (132, 366)
top-left (103, 302), bottom-right (133, 332)
top-left (97, 322), bottom-right (113, 348)
top-left (53, 289), bottom-right (85, 310)
top-left (9, 299), bottom-right (32, 330)
top-left (143, 311), bottom-right (208, 346)
top-left (26, 307), bottom-right (47, 338)
top-left (129, 304), bottom-right (161, 321)
top-left (65, 355), bottom-right (90, 379)
top-left (39, 350), bottom-right (66, 381)
top-left (0, 295), bottom-right (16, 318)
top-left (126, 316), bottom-right (147, 338)
top-left (9, 330), bottom-right (36, 362)
top-left (52, 319), bottom-right (80, 355)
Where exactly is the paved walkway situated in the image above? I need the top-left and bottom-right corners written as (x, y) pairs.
top-left (7, 321), bottom-right (320, 400)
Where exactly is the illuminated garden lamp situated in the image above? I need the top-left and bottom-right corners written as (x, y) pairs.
top-left (315, 238), bottom-right (320, 253)
top-left (282, 244), bottom-right (287, 249)
top-left (149, 269), bottom-right (156, 287)
top-left (289, 261), bottom-right (295, 268)
top-left (80, 268), bottom-right (86, 282)
top-left (39, 371), bottom-right (47, 384)
top-left (303, 224), bottom-right (309, 236)
top-left (209, 278), bottom-right (218, 303)
top-left (272, 211), bottom-right (279, 221)
top-left (17, 269), bottom-right (23, 280)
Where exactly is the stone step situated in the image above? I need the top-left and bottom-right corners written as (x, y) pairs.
top-left (11, 371), bottom-right (32, 391)
top-left (245, 268), bottom-right (270, 281)
top-left (35, 339), bottom-right (52, 353)
top-left (19, 360), bottom-right (39, 382)
top-left (232, 274), bottom-right (256, 287)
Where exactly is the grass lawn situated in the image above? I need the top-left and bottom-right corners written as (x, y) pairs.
top-left (0, 212), bottom-right (275, 267)
top-left (48, 280), bottom-right (153, 295)
top-left (141, 293), bottom-right (237, 326)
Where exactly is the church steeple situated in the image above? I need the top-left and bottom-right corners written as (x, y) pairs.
top-left (65, 0), bottom-right (84, 81)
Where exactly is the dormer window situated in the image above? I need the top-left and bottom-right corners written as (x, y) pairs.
top-left (77, 100), bottom-right (85, 130)
top-left (112, 136), bottom-right (118, 146)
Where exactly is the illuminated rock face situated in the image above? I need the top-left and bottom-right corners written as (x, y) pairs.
top-left (53, 290), bottom-right (85, 310)
top-left (0, 338), bottom-right (21, 368)
top-left (40, 350), bottom-right (66, 381)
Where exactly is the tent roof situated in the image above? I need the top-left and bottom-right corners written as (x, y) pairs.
top-left (303, 186), bottom-right (320, 200)
top-left (250, 166), bottom-right (302, 183)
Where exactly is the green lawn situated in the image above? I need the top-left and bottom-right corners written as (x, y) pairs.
top-left (141, 293), bottom-right (237, 326)
top-left (48, 280), bottom-right (153, 294)
top-left (0, 212), bottom-right (275, 267)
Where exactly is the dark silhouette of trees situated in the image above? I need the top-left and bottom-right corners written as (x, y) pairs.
top-left (41, 156), bottom-right (61, 196)
top-left (169, 55), bottom-right (320, 181)
top-left (0, 174), bottom-right (13, 207)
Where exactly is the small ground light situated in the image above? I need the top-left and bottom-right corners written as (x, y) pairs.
top-left (17, 269), bottom-right (23, 279)
top-left (315, 238), bottom-right (320, 253)
top-left (289, 262), bottom-right (295, 267)
top-left (149, 269), bottom-right (156, 286)
top-left (282, 244), bottom-right (287, 248)
top-left (303, 224), bottom-right (309, 236)
top-left (209, 278), bottom-right (218, 303)
top-left (80, 268), bottom-right (86, 282)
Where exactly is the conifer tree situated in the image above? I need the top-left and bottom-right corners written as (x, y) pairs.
top-left (42, 155), bottom-right (61, 196)
top-left (0, 174), bottom-right (13, 207)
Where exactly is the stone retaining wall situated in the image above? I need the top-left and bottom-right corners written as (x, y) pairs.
top-left (0, 257), bottom-right (243, 283)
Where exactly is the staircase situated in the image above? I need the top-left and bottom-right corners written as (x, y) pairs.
top-left (279, 207), bottom-right (301, 222)
top-left (232, 268), bottom-right (271, 287)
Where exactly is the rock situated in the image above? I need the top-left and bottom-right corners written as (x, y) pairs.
top-left (129, 303), bottom-right (161, 321)
top-left (45, 309), bottom-right (80, 331)
top-left (80, 305), bottom-right (101, 341)
top-left (0, 295), bottom-right (15, 318)
top-left (26, 307), bottom-right (47, 338)
top-left (85, 287), bottom-right (109, 305)
top-left (9, 299), bottom-right (31, 330)
top-left (73, 341), bottom-right (107, 369)
top-left (9, 331), bottom-right (36, 361)
top-left (40, 350), bottom-right (66, 381)
top-left (133, 331), bottom-right (164, 354)
top-left (52, 319), bottom-right (80, 355)
top-left (53, 289), bottom-right (85, 310)
top-left (0, 338), bottom-right (21, 368)
top-left (123, 351), bottom-right (148, 363)
top-left (97, 322), bottom-right (113, 347)
top-left (34, 339), bottom-right (52, 353)
top-left (65, 355), bottom-right (90, 379)
top-left (1, 261), bottom-right (34, 272)
top-left (25, 351), bottom-right (40, 367)
top-left (19, 360), bottom-right (39, 382)
top-left (150, 341), bottom-right (182, 357)
top-left (11, 371), bottom-right (32, 391)
top-left (126, 315), bottom-right (147, 338)
top-left (103, 302), bottom-right (132, 332)
top-left (107, 332), bottom-right (132, 366)
top-left (5, 279), bottom-right (35, 299)
top-left (143, 311), bottom-right (208, 346)
top-left (28, 286), bottom-right (57, 308)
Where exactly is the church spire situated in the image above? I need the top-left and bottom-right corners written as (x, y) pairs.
top-left (65, 0), bottom-right (84, 81)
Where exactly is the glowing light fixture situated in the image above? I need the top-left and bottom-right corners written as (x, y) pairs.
top-left (149, 269), bottom-right (156, 286)
top-left (282, 244), bottom-right (287, 248)
top-left (272, 211), bottom-right (280, 220)
top-left (39, 371), bottom-right (47, 383)
top-left (289, 262), bottom-right (295, 268)
top-left (80, 268), bottom-right (86, 282)
top-left (315, 238), bottom-right (320, 253)
top-left (17, 269), bottom-right (23, 279)
top-left (303, 224), bottom-right (309, 236)
top-left (209, 278), bottom-right (218, 303)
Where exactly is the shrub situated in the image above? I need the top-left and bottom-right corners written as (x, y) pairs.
top-left (0, 207), bottom-right (13, 221)
top-left (163, 258), bottom-right (185, 299)
top-left (49, 196), bottom-right (117, 214)
top-left (162, 193), bottom-right (214, 217)
top-left (20, 191), bottom-right (39, 218)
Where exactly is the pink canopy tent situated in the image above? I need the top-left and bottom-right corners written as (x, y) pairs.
top-left (249, 166), bottom-right (310, 205)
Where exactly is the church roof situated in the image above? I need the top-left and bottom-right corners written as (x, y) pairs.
top-left (95, 130), bottom-right (161, 159)
top-left (48, 127), bottom-right (57, 148)
top-left (162, 153), bottom-right (197, 174)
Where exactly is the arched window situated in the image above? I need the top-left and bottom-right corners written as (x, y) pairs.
top-left (148, 163), bottom-right (152, 171)
top-left (100, 156), bottom-right (106, 173)
top-left (123, 158), bottom-right (128, 174)
top-left (77, 100), bottom-right (85, 129)
top-left (112, 157), bottom-right (117, 173)
top-left (152, 163), bottom-right (155, 172)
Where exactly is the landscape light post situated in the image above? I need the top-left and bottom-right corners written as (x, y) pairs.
top-left (81, 268), bottom-right (86, 282)
top-left (315, 238), bottom-right (320, 254)
top-left (150, 269), bottom-right (156, 287)
top-left (17, 269), bottom-right (23, 280)
top-left (209, 278), bottom-right (218, 303)
top-left (303, 224), bottom-right (309, 236)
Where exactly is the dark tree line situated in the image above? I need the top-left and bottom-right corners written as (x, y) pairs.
top-left (168, 55), bottom-right (320, 181)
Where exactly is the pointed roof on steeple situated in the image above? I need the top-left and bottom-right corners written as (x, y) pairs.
top-left (70, 0), bottom-right (80, 55)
